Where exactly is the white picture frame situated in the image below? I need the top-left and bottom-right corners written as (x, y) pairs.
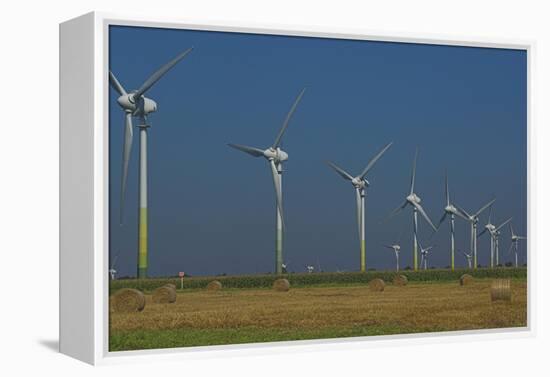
top-left (59, 11), bottom-right (534, 365)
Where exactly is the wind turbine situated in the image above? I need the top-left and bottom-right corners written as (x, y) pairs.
top-left (455, 197), bottom-right (495, 270)
top-left (386, 148), bottom-right (437, 271)
top-left (306, 265), bottom-right (315, 274)
top-left (435, 170), bottom-right (469, 271)
top-left (326, 142), bottom-right (393, 272)
top-left (109, 254), bottom-right (119, 280)
top-left (459, 249), bottom-right (473, 269)
top-left (228, 88), bottom-right (306, 275)
top-left (477, 205), bottom-right (496, 268)
top-left (281, 261), bottom-right (290, 273)
top-left (417, 240), bottom-right (434, 270)
top-left (508, 223), bottom-right (526, 267)
top-left (478, 213), bottom-right (512, 268)
top-left (383, 241), bottom-right (401, 272)
top-left (109, 48), bottom-right (193, 279)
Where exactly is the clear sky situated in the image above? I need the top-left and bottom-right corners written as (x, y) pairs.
top-left (108, 25), bottom-right (527, 277)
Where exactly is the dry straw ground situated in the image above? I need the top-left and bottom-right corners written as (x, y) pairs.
top-left (109, 279), bottom-right (526, 351)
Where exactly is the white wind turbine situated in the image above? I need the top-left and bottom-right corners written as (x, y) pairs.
top-left (382, 232), bottom-right (403, 271)
top-left (508, 223), bottom-right (526, 267)
top-left (109, 48), bottom-right (193, 279)
top-left (326, 142), bottom-right (393, 272)
top-left (109, 254), bottom-right (119, 280)
top-left (417, 240), bottom-right (434, 270)
top-left (435, 171), bottom-right (469, 271)
top-left (386, 148), bottom-right (437, 271)
top-left (460, 249), bottom-right (473, 269)
top-left (455, 198), bottom-right (496, 270)
top-left (228, 88), bottom-right (306, 275)
top-left (478, 211), bottom-right (512, 268)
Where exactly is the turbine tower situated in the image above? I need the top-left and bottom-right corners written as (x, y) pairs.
top-left (326, 142), bottom-right (393, 272)
top-left (456, 198), bottom-right (495, 270)
top-left (435, 170), bottom-right (469, 271)
top-left (228, 88), bottom-right (306, 274)
top-left (386, 148), bottom-right (437, 271)
top-left (479, 213), bottom-right (512, 268)
top-left (508, 223), bottom-right (526, 267)
top-left (109, 48), bottom-right (193, 279)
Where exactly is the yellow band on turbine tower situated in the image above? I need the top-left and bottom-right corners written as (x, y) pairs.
top-left (138, 208), bottom-right (148, 277)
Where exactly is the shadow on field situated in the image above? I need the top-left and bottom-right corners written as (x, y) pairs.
top-left (38, 339), bottom-right (59, 352)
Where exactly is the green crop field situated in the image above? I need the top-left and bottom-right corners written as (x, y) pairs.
top-left (110, 267), bottom-right (527, 293)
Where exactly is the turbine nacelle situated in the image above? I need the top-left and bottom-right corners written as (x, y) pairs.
top-left (117, 94), bottom-right (158, 116)
top-left (263, 147), bottom-right (288, 163)
top-left (351, 177), bottom-right (368, 189)
top-left (407, 193), bottom-right (421, 204)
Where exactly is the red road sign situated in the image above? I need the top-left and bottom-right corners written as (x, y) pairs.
top-left (178, 272), bottom-right (185, 277)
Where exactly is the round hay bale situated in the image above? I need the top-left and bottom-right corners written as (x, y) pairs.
top-left (369, 278), bottom-right (385, 292)
top-left (111, 288), bottom-right (145, 312)
top-left (164, 283), bottom-right (176, 290)
top-left (393, 274), bottom-right (408, 286)
top-left (152, 286), bottom-right (177, 304)
top-left (459, 274), bottom-right (474, 286)
top-left (491, 279), bottom-right (511, 302)
top-left (273, 278), bottom-right (290, 292)
top-left (206, 280), bottom-right (222, 291)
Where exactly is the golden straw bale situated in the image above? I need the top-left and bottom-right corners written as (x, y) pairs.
top-left (206, 280), bottom-right (223, 291)
top-left (491, 279), bottom-right (512, 302)
top-left (152, 286), bottom-right (177, 304)
top-left (273, 278), bottom-right (290, 292)
top-left (459, 274), bottom-right (474, 286)
top-left (369, 278), bottom-right (385, 292)
top-left (393, 274), bottom-right (408, 286)
top-left (111, 288), bottom-right (145, 312)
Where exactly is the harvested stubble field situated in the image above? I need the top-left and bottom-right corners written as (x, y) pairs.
top-left (109, 279), bottom-right (527, 351)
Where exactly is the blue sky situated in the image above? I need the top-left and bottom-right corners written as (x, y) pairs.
top-left (109, 25), bottom-right (527, 277)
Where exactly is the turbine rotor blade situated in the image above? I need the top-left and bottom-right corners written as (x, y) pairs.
top-left (474, 198), bottom-right (496, 218)
top-left (120, 112), bottom-right (134, 224)
top-left (228, 143), bottom-right (265, 157)
top-left (409, 147), bottom-right (418, 195)
top-left (413, 202), bottom-right (437, 231)
top-left (454, 204), bottom-right (472, 221)
top-left (359, 142), bottom-right (393, 179)
top-left (478, 228), bottom-right (488, 238)
top-left (445, 169), bottom-right (450, 206)
top-left (272, 88), bottom-right (306, 148)
top-left (508, 242), bottom-right (515, 255)
top-left (109, 71), bottom-right (127, 96)
top-left (509, 223), bottom-right (515, 237)
top-left (135, 47), bottom-right (193, 98)
top-left (326, 161), bottom-right (353, 181)
top-left (269, 160), bottom-right (285, 228)
top-left (384, 200), bottom-right (408, 222)
top-left (496, 217), bottom-right (513, 231)
top-left (436, 212), bottom-right (447, 228)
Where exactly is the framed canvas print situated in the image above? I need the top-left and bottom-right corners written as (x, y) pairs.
top-left (59, 12), bottom-right (532, 365)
